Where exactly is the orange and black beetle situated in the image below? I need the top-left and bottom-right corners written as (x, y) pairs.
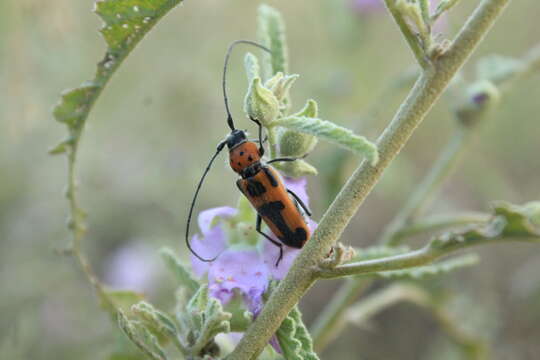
top-left (185, 40), bottom-right (311, 266)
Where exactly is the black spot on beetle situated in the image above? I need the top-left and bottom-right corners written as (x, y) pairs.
top-left (248, 156), bottom-right (253, 162)
top-left (263, 167), bottom-right (278, 187)
top-left (237, 162), bottom-right (242, 166)
top-left (240, 151), bottom-right (244, 156)
top-left (246, 179), bottom-right (266, 197)
top-left (257, 201), bottom-right (307, 248)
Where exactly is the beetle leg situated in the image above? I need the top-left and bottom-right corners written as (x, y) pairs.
top-left (256, 214), bottom-right (283, 267)
top-left (266, 153), bottom-right (309, 164)
top-left (249, 116), bottom-right (266, 157)
top-left (287, 189), bottom-right (312, 217)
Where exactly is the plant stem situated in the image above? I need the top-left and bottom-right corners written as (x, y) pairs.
top-left (384, 0), bottom-right (429, 69)
top-left (311, 279), bottom-right (370, 352)
top-left (266, 126), bottom-right (278, 159)
top-left (66, 147), bottom-right (116, 310)
top-left (379, 125), bottom-right (470, 245)
top-left (346, 284), bottom-right (430, 325)
top-left (316, 235), bottom-right (536, 279)
top-left (346, 284), bottom-right (488, 359)
top-left (227, 0), bottom-right (511, 358)
top-left (390, 211), bottom-right (488, 241)
top-left (309, 40), bottom-right (540, 351)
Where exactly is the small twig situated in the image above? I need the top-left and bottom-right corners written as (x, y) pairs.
top-left (316, 235), bottom-right (537, 279)
top-left (379, 125), bottom-right (470, 245)
top-left (346, 284), bottom-right (488, 359)
top-left (384, 0), bottom-right (430, 69)
top-left (66, 148), bottom-right (116, 310)
top-left (311, 279), bottom-right (371, 352)
top-left (390, 212), bottom-right (489, 243)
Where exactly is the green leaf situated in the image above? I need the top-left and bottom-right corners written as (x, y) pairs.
top-left (373, 253), bottom-right (479, 279)
top-left (430, 201), bottom-right (540, 253)
top-left (176, 285), bottom-right (231, 356)
top-left (277, 100), bottom-right (319, 157)
top-left (273, 159), bottom-right (318, 178)
top-left (276, 306), bottom-right (320, 360)
top-left (273, 116), bottom-right (379, 165)
top-left (52, 0), bottom-right (183, 148)
top-left (244, 52), bottom-right (261, 84)
top-left (434, 0), bottom-right (462, 17)
top-left (132, 301), bottom-right (179, 340)
top-left (272, 99), bottom-right (320, 177)
top-left (159, 247), bottom-right (199, 294)
top-left (117, 310), bottom-right (168, 360)
top-left (257, 4), bottom-right (288, 78)
top-left (265, 72), bottom-right (299, 104)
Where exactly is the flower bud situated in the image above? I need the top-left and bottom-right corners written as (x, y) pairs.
top-left (244, 77), bottom-right (280, 126)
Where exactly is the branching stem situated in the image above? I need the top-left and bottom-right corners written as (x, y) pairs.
top-left (228, 0), bottom-right (511, 358)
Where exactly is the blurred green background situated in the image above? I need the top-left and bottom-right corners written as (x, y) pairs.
top-left (1, 0), bottom-right (539, 359)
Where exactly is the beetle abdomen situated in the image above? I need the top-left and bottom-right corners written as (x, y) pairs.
top-left (236, 166), bottom-right (310, 249)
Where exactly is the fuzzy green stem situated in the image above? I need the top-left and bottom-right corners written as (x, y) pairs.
top-left (316, 235), bottom-right (536, 279)
top-left (227, 0), bottom-right (510, 358)
top-left (390, 212), bottom-right (489, 241)
top-left (379, 125), bottom-right (470, 245)
top-left (346, 284), bottom-right (430, 325)
top-left (57, 0), bottom-right (184, 315)
top-left (266, 126), bottom-right (278, 159)
top-left (384, 0), bottom-right (429, 68)
top-left (346, 284), bottom-right (488, 359)
top-left (66, 147), bottom-right (116, 310)
top-left (311, 279), bottom-right (370, 352)
top-left (311, 40), bottom-right (540, 350)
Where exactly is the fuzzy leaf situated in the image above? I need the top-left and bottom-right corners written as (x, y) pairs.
top-left (244, 52), bottom-right (261, 84)
top-left (176, 285), bottom-right (231, 355)
top-left (273, 159), bottom-right (318, 178)
top-left (277, 306), bottom-right (319, 360)
top-left (395, 0), bottom-right (428, 36)
top-left (373, 254), bottom-right (479, 279)
top-left (52, 0), bottom-right (183, 150)
top-left (268, 73), bottom-right (299, 103)
top-left (257, 4), bottom-right (288, 78)
top-left (430, 201), bottom-right (540, 253)
top-left (273, 116), bottom-right (379, 165)
top-left (160, 247), bottom-right (199, 294)
top-left (277, 101), bottom-right (319, 157)
top-left (132, 301), bottom-right (178, 339)
top-left (434, 0), bottom-right (462, 17)
top-left (117, 310), bottom-right (168, 360)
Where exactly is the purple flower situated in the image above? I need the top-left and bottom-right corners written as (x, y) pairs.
top-left (189, 177), bottom-right (315, 314)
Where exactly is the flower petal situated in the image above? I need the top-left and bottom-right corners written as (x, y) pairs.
top-left (208, 249), bottom-right (269, 306)
top-left (198, 206), bottom-right (237, 235)
top-left (283, 176), bottom-right (309, 207)
top-left (262, 218), bottom-right (318, 280)
top-left (190, 225), bottom-right (228, 277)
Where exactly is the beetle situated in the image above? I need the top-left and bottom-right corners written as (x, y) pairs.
top-left (185, 40), bottom-right (312, 266)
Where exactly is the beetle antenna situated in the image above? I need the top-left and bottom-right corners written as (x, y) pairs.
top-left (222, 40), bottom-right (272, 131)
top-left (185, 140), bottom-right (227, 262)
